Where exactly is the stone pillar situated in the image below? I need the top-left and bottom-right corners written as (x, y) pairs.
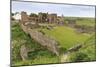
top-left (48, 14), bottom-right (57, 24)
top-left (20, 45), bottom-right (28, 61)
top-left (21, 11), bottom-right (28, 25)
top-left (38, 12), bottom-right (42, 23)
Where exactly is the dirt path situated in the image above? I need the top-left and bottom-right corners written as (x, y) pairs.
top-left (60, 52), bottom-right (70, 62)
top-left (60, 44), bottom-right (82, 62)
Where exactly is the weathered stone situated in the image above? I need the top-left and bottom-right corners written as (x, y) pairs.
top-left (28, 29), bottom-right (59, 56)
top-left (20, 11), bottom-right (64, 56)
top-left (68, 44), bottom-right (82, 52)
top-left (20, 45), bottom-right (28, 61)
top-left (21, 11), bottom-right (64, 25)
top-left (20, 23), bottom-right (59, 56)
top-left (21, 11), bottom-right (29, 25)
top-left (75, 25), bottom-right (95, 33)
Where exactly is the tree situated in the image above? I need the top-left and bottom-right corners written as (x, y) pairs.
top-left (12, 13), bottom-right (14, 16)
top-left (11, 13), bottom-right (15, 20)
top-left (29, 13), bottom-right (38, 17)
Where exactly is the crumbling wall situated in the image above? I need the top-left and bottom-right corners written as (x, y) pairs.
top-left (20, 11), bottom-right (61, 56)
top-left (48, 14), bottom-right (57, 23)
top-left (21, 11), bottom-right (29, 25)
top-left (75, 25), bottom-right (95, 33)
top-left (20, 23), bottom-right (59, 56)
top-left (21, 11), bottom-right (59, 24)
top-left (28, 29), bottom-right (59, 56)
top-left (20, 45), bottom-right (28, 61)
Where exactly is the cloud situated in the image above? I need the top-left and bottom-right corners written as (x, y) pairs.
top-left (12, 1), bottom-right (95, 17)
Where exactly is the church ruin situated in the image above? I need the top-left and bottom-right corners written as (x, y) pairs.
top-left (21, 11), bottom-right (64, 25)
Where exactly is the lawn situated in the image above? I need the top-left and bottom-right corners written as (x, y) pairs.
top-left (41, 26), bottom-right (92, 50)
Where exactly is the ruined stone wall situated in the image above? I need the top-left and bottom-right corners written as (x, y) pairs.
top-left (57, 16), bottom-right (65, 25)
top-left (28, 29), bottom-right (59, 56)
top-left (21, 12), bottom-right (58, 24)
top-left (48, 14), bottom-right (57, 23)
top-left (28, 17), bottom-right (37, 22)
top-left (20, 23), bottom-right (59, 56)
top-left (75, 25), bottom-right (95, 33)
top-left (21, 11), bottom-right (29, 24)
top-left (38, 12), bottom-right (43, 23)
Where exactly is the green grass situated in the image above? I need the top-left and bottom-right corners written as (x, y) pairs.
top-left (76, 19), bottom-right (95, 27)
top-left (68, 35), bottom-right (96, 62)
top-left (11, 22), bottom-right (60, 66)
top-left (41, 26), bottom-right (91, 50)
top-left (64, 17), bottom-right (95, 27)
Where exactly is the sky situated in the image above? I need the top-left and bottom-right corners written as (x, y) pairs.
top-left (12, 1), bottom-right (95, 17)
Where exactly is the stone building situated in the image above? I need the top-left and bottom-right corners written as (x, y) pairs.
top-left (57, 15), bottom-right (64, 25)
top-left (21, 11), bottom-right (63, 25)
top-left (38, 12), bottom-right (48, 23)
top-left (48, 14), bottom-right (57, 23)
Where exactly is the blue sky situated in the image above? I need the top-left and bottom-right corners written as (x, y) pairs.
top-left (12, 1), bottom-right (95, 17)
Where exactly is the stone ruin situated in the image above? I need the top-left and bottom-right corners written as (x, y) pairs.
top-left (21, 12), bottom-right (29, 25)
top-left (57, 15), bottom-right (65, 25)
top-left (75, 25), bottom-right (95, 33)
top-left (21, 11), bottom-right (64, 25)
top-left (20, 11), bottom-right (60, 57)
top-left (20, 23), bottom-right (59, 56)
top-left (67, 19), bottom-right (95, 33)
top-left (20, 45), bottom-right (28, 61)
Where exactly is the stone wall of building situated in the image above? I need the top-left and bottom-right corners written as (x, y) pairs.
top-left (21, 11), bottom-right (61, 24)
top-left (21, 11), bottom-right (29, 24)
top-left (48, 14), bottom-right (57, 23)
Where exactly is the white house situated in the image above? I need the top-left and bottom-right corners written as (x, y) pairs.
top-left (12, 12), bottom-right (21, 20)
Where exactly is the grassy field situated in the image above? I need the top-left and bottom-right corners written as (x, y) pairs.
top-left (67, 35), bottom-right (96, 62)
top-left (41, 26), bottom-right (92, 50)
top-left (64, 17), bottom-right (95, 27)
